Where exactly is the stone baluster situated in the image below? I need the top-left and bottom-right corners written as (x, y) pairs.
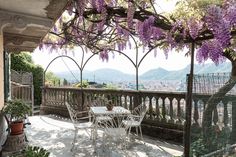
top-left (124, 95), bottom-right (128, 109)
top-left (119, 95), bottom-right (122, 107)
top-left (213, 106), bottom-right (218, 125)
top-left (161, 97), bottom-right (166, 122)
top-left (149, 96), bottom-right (153, 120)
top-left (169, 98), bottom-right (174, 123)
top-left (193, 99), bottom-right (199, 126)
top-left (223, 101), bottom-right (229, 127)
top-left (231, 99), bottom-right (236, 144)
top-left (128, 95), bottom-right (131, 109)
top-left (48, 89), bottom-right (51, 102)
top-left (155, 97), bottom-right (160, 121)
top-left (176, 98), bottom-right (182, 124)
top-left (63, 90), bottom-right (66, 107)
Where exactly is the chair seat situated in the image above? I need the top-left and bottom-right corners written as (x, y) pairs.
top-left (74, 121), bottom-right (93, 129)
top-left (122, 120), bottom-right (140, 127)
top-left (105, 128), bottom-right (126, 137)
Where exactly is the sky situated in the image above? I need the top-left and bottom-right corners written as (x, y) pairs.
top-left (32, 47), bottom-right (191, 75)
top-left (31, 0), bottom-right (194, 75)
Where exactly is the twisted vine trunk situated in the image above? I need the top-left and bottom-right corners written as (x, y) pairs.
top-left (202, 60), bottom-right (236, 146)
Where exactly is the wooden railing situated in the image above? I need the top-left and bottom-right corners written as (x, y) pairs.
top-left (40, 87), bottom-right (236, 142)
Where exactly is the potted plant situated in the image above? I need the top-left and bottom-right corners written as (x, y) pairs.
top-left (2, 100), bottom-right (31, 135)
top-left (106, 100), bottom-right (114, 111)
top-left (105, 95), bottom-right (117, 111)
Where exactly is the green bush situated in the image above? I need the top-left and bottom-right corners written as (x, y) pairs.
top-left (24, 146), bottom-right (50, 157)
top-left (10, 146), bottom-right (50, 157)
top-left (190, 126), bottom-right (231, 157)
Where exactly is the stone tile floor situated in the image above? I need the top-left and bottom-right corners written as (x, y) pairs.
top-left (25, 115), bottom-right (183, 157)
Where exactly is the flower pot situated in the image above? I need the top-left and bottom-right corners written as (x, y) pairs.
top-left (106, 103), bottom-right (114, 111)
top-left (10, 121), bottom-right (24, 135)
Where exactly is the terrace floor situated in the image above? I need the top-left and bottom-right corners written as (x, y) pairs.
top-left (25, 115), bottom-right (183, 157)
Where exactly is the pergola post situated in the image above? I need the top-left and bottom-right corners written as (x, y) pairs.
top-left (184, 42), bottom-right (195, 156)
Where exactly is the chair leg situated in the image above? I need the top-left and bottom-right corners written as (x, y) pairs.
top-left (139, 126), bottom-right (143, 140)
top-left (136, 126), bottom-right (139, 137)
top-left (71, 128), bottom-right (78, 152)
top-left (128, 126), bottom-right (132, 140)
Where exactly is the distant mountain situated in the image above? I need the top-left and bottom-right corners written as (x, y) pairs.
top-left (140, 62), bottom-right (231, 81)
top-left (55, 68), bottom-right (135, 83)
top-left (54, 62), bottom-right (232, 83)
top-left (92, 69), bottom-right (134, 82)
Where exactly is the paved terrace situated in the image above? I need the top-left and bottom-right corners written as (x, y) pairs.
top-left (25, 115), bottom-right (183, 157)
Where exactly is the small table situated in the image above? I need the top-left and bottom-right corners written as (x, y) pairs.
top-left (90, 106), bottom-right (131, 142)
top-left (90, 106), bottom-right (131, 116)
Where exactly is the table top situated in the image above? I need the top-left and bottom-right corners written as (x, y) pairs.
top-left (90, 106), bottom-right (131, 115)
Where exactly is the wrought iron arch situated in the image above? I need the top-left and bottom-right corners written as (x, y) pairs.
top-left (43, 55), bottom-right (81, 86)
top-left (43, 51), bottom-right (96, 87)
top-left (110, 34), bottom-right (160, 90)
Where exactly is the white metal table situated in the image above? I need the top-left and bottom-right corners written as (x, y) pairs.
top-left (90, 106), bottom-right (131, 142)
top-left (90, 106), bottom-right (131, 116)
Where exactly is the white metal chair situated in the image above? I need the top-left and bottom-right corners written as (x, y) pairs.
top-left (122, 104), bottom-right (148, 140)
top-left (101, 112), bottom-right (129, 152)
top-left (65, 102), bottom-right (95, 152)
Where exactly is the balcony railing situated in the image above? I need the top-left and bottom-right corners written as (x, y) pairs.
top-left (40, 87), bottom-right (236, 143)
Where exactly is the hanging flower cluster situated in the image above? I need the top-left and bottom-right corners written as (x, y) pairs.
top-left (136, 16), bottom-right (164, 45)
top-left (187, 18), bottom-right (203, 40)
top-left (99, 48), bottom-right (109, 61)
top-left (196, 4), bottom-right (236, 64)
top-left (196, 39), bottom-right (225, 65)
top-left (127, 2), bottom-right (135, 29)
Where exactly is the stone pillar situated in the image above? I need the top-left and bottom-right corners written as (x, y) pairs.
top-left (0, 34), bottom-right (4, 110)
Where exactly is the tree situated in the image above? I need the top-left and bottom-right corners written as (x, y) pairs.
top-left (63, 78), bottom-right (68, 86)
top-left (45, 71), bottom-right (61, 86)
top-left (75, 80), bottom-right (89, 88)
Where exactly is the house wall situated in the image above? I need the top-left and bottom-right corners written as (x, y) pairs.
top-left (0, 34), bottom-right (4, 110)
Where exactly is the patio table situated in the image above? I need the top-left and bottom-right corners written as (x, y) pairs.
top-left (90, 106), bottom-right (131, 143)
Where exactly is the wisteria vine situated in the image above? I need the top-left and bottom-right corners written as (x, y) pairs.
top-left (41, 0), bottom-right (236, 65)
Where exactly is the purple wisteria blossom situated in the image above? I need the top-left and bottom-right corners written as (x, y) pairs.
top-left (136, 16), bottom-right (158, 44)
top-left (99, 49), bottom-right (109, 61)
top-left (127, 2), bottom-right (135, 29)
top-left (225, 5), bottom-right (236, 27)
top-left (205, 5), bottom-right (231, 48)
top-left (187, 18), bottom-right (203, 40)
top-left (77, 0), bottom-right (86, 17)
top-left (96, 0), bottom-right (105, 12)
top-left (197, 40), bottom-right (225, 65)
top-left (97, 7), bottom-right (107, 31)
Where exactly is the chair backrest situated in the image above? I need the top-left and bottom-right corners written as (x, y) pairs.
top-left (132, 104), bottom-right (148, 122)
top-left (66, 102), bottom-right (91, 124)
top-left (65, 102), bottom-right (77, 124)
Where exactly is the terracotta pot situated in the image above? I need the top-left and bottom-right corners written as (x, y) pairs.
top-left (10, 121), bottom-right (24, 135)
